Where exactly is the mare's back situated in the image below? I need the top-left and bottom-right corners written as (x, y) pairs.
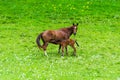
top-left (43, 30), bottom-right (68, 39)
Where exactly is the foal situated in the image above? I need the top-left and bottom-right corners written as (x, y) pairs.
top-left (57, 39), bottom-right (79, 56)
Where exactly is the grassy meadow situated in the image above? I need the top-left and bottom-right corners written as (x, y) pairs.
top-left (0, 0), bottom-right (120, 80)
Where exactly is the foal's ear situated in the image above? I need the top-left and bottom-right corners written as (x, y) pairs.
top-left (73, 23), bottom-right (75, 25)
top-left (76, 23), bottom-right (79, 26)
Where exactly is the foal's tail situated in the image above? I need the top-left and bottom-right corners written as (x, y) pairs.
top-left (36, 33), bottom-right (42, 49)
top-left (75, 40), bottom-right (79, 47)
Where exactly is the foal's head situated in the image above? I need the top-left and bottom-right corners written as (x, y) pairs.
top-left (72, 23), bottom-right (78, 35)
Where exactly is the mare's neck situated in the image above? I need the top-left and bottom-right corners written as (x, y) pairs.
top-left (60, 26), bottom-right (73, 37)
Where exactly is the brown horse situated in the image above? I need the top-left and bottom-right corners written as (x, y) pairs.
top-left (36, 23), bottom-right (78, 56)
top-left (57, 39), bottom-right (79, 56)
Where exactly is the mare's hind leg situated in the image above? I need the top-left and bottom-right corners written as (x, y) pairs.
top-left (42, 42), bottom-right (48, 56)
top-left (58, 45), bottom-right (61, 54)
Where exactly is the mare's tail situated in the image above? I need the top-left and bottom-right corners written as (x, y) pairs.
top-left (36, 33), bottom-right (42, 49)
top-left (75, 40), bottom-right (79, 47)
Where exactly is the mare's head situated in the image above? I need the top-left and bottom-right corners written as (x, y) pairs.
top-left (72, 23), bottom-right (78, 35)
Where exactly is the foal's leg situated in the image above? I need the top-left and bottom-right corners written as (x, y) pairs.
top-left (65, 46), bottom-right (68, 56)
top-left (61, 46), bottom-right (65, 56)
top-left (58, 45), bottom-right (61, 54)
top-left (70, 44), bottom-right (76, 56)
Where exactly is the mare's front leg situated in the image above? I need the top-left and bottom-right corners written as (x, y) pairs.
top-left (58, 45), bottom-right (61, 54)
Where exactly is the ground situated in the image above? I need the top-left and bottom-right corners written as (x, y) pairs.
top-left (0, 0), bottom-right (120, 80)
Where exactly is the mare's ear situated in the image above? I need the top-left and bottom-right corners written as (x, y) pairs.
top-left (76, 23), bottom-right (79, 26)
top-left (73, 23), bottom-right (75, 25)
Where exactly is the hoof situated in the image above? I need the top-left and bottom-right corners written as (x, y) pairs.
top-left (61, 54), bottom-right (64, 57)
top-left (61, 56), bottom-right (64, 58)
top-left (71, 53), bottom-right (77, 56)
top-left (44, 54), bottom-right (48, 57)
top-left (58, 51), bottom-right (61, 54)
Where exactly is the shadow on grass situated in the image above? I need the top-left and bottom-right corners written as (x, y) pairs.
top-left (32, 50), bottom-right (82, 60)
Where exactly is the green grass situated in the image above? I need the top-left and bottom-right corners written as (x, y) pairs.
top-left (0, 0), bottom-right (120, 80)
